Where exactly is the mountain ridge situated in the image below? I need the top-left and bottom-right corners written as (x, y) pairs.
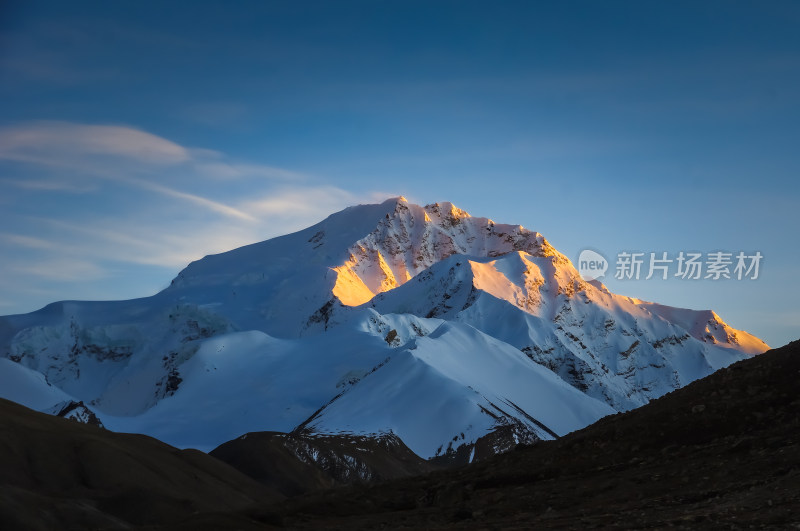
top-left (0, 197), bottom-right (768, 460)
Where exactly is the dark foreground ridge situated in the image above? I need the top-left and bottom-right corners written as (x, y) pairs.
top-left (0, 340), bottom-right (797, 529)
top-left (0, 397), bottom-right (282, 529)
top-left (210, 431), bottom-right (439, 496)
top-left (271, 339), bottom-right (800, 529)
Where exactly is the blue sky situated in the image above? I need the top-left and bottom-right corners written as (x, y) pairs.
top-left (1, 1), bottom-right (798, 346)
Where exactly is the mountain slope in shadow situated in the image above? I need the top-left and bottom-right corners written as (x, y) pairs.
top-left (210, 431), bottom-right (440, 497)
top-left (271, 339), bottom-right (800, 529)
top-left (0, 398), bottom-right (281, 530)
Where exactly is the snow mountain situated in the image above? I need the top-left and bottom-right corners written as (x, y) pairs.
top-left (0, 197), bottom-right (768, 459)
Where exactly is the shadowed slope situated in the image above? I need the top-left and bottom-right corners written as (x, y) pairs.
top-left (0, 398), bottom-right (280, 530)
top-left (210, 431), bottom-right (439, 497)
top-left (272, 339), bottom-right (800, 529)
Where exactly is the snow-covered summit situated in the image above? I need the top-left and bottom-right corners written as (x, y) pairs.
top-left (164, 196), bottom-right (562, 336)
top-left (331, 198), bottom-right (559, 306)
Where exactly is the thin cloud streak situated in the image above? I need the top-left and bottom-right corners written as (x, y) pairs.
top-left (20, 186), bottom-right (388, 270)
top-left (241, 187), bottom-right (368, 216)
top-left (14, 260), bottom-right (107, 282)
top-left (0, 121), bottom-right (190, 165)
top-left (127, 177), bottom-right (257, 222)
top-left (0, 121), bottom-right (306, 222)
top-left (0, 233), bottom-right (63, 251)
top-left (25, 217), bottom-right (208, 268)
top-left (1, 178), bottom-right (96, 193)
top-left (194, 162), bottom-right (307, 181)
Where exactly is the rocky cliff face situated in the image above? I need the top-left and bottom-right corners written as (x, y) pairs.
top-left (332, 199), bottom-right (558, 306)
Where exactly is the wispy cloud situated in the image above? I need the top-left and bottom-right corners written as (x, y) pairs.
top-left (123, 177), bottom-right (257, 222)
top-left (0, 121), bottom-right (309, 182)
top-left (0, 121), bottom-right (387, 314)
top-left (17, 218), bottom-right (206, 268)
top-left (0, 121), bottom-right (303, 221)
top-left (1, 178), bottom-right (96, 193)
top-left (241, 186), bottom-right (365, 216)
top-left (15, 184), bottom-right (388, 270)
top-left (0, 121), bottom-right (190, 165)
top-left (15, 260), bottom-right (108, 282)
top-left (0, 233), bottom-right (63, 251)
top-left (194, 162), bottom-right (306, 181)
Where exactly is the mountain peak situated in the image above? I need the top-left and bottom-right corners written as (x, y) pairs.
top-left (423, 201), bottom-right (471, 222)
top-left (380, 195), bottom-right (406, 204)
top-left (331, 199), bottom-right (553, 306)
